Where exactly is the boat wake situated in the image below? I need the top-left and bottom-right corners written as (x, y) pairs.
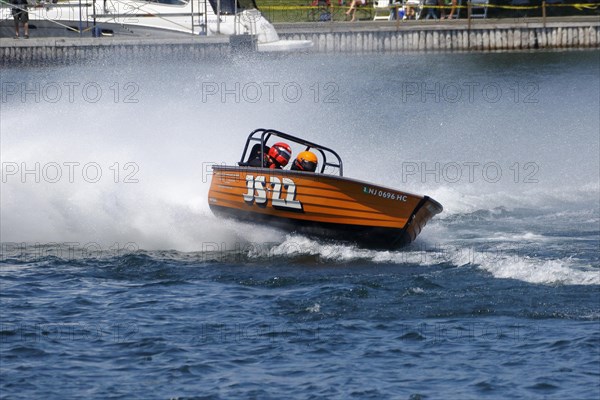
top-left (2, 54), bottom-right (598, 287)
top-left (250, 232), bottom-right (599, 286)
top-left (2, 194), bottom-right (597, 286)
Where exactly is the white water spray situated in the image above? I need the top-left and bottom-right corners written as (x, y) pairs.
top-left (1, 53), bottom-right (598, 286)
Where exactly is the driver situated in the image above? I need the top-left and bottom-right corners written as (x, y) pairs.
top-left (265, 142), bottom-right (292, 169)
top-left (246, 142), bottom-right (292, 169)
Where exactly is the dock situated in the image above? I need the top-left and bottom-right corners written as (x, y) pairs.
top-left (275, 16), bottom-right (600, 53)
top-left (0, 16), bottom-right (598, 64)
top-left (0, 35), bottom-right (255, 65)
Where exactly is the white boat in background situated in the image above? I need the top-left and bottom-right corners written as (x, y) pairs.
top-left (0, 0), bottom-right (313, 51)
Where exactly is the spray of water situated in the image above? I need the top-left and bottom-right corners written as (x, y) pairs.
top-left (1, 52), bottom-right (598, 284)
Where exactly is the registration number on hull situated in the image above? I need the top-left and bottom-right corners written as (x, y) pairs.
top-left (363, 186), bottom-right (407, 202)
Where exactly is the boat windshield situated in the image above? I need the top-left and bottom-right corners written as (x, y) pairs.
top-left (208, 0), bottom-right (258, 14)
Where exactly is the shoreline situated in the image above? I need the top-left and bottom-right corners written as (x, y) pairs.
top-left (0, 16), bottom-right (598, 63)
top-left (274, 16), bottom-right (599, 52)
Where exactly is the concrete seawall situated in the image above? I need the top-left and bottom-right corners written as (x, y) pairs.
top-left (0, 35), bottom-right (255, 66)
top-left (0, 17), bottom-right (598, 64)
top-left (275, 17), bottom-right (600, 53)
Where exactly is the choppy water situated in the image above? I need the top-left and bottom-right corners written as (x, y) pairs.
top-left (1, 50), bottom-right (599, 399)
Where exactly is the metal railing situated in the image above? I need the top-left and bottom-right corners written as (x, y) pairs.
top-left (1, 0), bottom-right (208, 36)
top-left (258, 1), bottom-right (599, 22)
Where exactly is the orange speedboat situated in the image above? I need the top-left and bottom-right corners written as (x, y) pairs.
top-left (208, 129), bottom-right (442, 248)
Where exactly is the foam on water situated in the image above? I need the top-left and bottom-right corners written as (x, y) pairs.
top-left (474, 253), bottom-right (600, 286)
top-left (263, 235), bottom-right (600, 286)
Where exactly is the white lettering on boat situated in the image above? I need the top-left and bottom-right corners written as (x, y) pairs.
top-left (244, 175), bottom-right (302, 210)
top-left (244, 174), bottom-right (267, 205)
top-left (270, 177), bottom-right (302, 210)
top-left (363, 186), bottom-right (407, 202)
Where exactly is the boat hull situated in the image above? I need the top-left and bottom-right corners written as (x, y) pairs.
top-left (208, 166), bottom-right (442, 248)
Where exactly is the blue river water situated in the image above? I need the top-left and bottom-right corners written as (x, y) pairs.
top-left (1, 50), bottom-right (599, 399)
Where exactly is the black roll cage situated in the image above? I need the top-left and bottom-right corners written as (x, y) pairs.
top-left (238, 128), bottom-right (344, 176)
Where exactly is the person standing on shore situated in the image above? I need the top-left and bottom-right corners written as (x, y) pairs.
top-left (345, 0), bottom-right (366, 22)
top-left (11, 0), bottom-right (30, 39)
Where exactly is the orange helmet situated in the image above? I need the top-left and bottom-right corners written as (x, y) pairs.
top-left (267, 142), bottom-right (292, 167)
top-left (292, 151), bottom-right (318, 172)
